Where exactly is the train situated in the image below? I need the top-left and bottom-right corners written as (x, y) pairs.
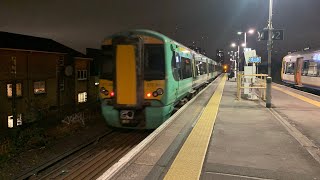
top-left (98, 29), bottom-right (222, 129)
top-left (281, 49), bottom-right (320, 90)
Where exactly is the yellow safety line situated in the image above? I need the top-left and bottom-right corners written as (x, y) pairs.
top-left (272, 86), bottom-right (320, 108)
top-left (164, 75), bottom-right (227, 180)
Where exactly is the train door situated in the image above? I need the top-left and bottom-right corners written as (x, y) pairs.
top-left (172, 52), bottom-right (181, 104)
top-left (112, 36), bottom-right (144, 108)
top-left (281, 59), bottom-right (287, 81)
top-left (294, 57), bottom-right (303, 85)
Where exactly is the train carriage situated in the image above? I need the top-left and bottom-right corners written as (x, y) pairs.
top-left (282, 49), bottom-right (320, 90)
top-left (99, 29), bottom-right (221, 129)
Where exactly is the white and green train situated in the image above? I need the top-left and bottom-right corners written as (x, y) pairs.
top-left (99, 29), bottom-right (222, 129)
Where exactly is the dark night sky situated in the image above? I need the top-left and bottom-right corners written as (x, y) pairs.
top-left (1, 0), bottom-right (320, 60)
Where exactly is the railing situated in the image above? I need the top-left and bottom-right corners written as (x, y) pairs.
top-left (237, 73), bottom-right (268, 100)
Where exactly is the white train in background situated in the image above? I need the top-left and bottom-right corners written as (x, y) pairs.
top-left (281, 49), bottom-right (320, 90)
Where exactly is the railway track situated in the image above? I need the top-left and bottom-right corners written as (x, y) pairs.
top-left (16, 77), bottom-right (222, 180)
top-left (16, 129), bottom-right (150, 180)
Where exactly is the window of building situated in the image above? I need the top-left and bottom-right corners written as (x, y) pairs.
top-left (180, 57), bottom-right (192, 79)
top-left (7, 83), bottom-right (22, 97)
top-left (8, 114), bottom-right (23, 128)
top-left (78, 92), bottom-right (87, 103)
top-left (77, 70), bottom-right (88, 80)
top-left (34, 81), bottom-right (46, 94)
top-left (59, 56), bottom-right (64, 66)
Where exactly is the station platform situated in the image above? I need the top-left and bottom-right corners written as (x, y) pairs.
top-left (98, 75), bottom-right (320, 180)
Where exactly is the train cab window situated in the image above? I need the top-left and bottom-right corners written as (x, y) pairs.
top-left (285, 62), bottom-right (295, 74)
top-left (144, 45), bottom-right (165, 80)
top-left (101, 45), bottom-right (114, 80)
top-left (181, 57), bottom-right (192, 79)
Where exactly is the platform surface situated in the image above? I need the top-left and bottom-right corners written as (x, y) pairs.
top-left (201, 81), bottom-right (320, 180)
top-left (99, 77), bottom-right (320, 180)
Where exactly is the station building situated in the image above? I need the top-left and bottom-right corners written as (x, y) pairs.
top-left (0, 31), bottom-right (95, 131)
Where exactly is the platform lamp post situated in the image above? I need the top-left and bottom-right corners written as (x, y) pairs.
top-left (228, 51), bottom-right (237, 78)
top-left (266, 0), bottom-right (273, 108)
top-left (231, 42), bottom-right (246, 73)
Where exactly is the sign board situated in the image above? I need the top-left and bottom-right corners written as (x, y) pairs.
top-left (244, 50), bottom-right (257, 64)
top-left (248, 57), bottom-right (261, 63)
top-left (258, 29), bottom-right (284, 41)
top-left (244, 48), bottom-right (252, 51)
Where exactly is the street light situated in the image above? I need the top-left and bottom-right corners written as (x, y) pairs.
top-left (237, 29), bottom-right (255, 48)
top-left (231, 43), bottom-right (236, 48)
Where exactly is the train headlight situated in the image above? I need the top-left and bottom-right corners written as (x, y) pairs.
top-left (152, 91), bottom-right (158, 97)
top-left (156, 88), bottom-right (164, 95)
top-left (100, 87), bottom-right (109, 96)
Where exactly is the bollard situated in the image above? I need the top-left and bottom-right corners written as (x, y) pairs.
top-left (266, 77), bottom-right (272, 108)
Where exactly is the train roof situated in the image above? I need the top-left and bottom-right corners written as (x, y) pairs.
top-left (284, 48), bottom-right (320, 58)
top-left (103, 29), bottom-right (217, 63)
top-left (283, 48), bottom-right (320, 62)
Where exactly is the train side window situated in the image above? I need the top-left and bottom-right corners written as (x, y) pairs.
top-left (172, 53), bottom-right (181, 81)
top-left (302, 60), bottom-right (309, 76)
top-left (199, 62), bottom-right (207, 75)
top-left (317, 62), bottom-right (320, 77)
top-left (209, 64), bottom-right (213, 73)
top-left (285, 62), bottom-right (294, 74)
top-left (195, 61), bottom-right (201, 76)
top-left (307, 61), bottom-right (318, 77)
top-left (181, 57), bottom-right (192, 79)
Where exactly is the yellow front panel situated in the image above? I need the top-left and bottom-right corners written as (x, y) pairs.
top-left (116, 45), bottom-right (137, 105)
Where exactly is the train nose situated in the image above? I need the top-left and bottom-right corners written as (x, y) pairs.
top-left (120, 110), bottom-right (135, 120)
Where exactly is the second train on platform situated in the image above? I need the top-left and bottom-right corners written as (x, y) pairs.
top-left (282, 49), bottom-right (320, 90)
top-left (99, 29), bottom-right (222, 129)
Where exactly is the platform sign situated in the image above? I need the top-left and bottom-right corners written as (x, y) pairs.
top-left (244, 48), bottom-right (252, 52)
top-left (244, 50), bottom-right (256, 64)
top-left (248, 57), bottom-right (261, 63)
top-left (258, 29), bottom-right (284, 41)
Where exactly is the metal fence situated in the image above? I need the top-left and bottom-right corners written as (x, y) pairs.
top-left (237, 73), bottom-right (268, 100)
